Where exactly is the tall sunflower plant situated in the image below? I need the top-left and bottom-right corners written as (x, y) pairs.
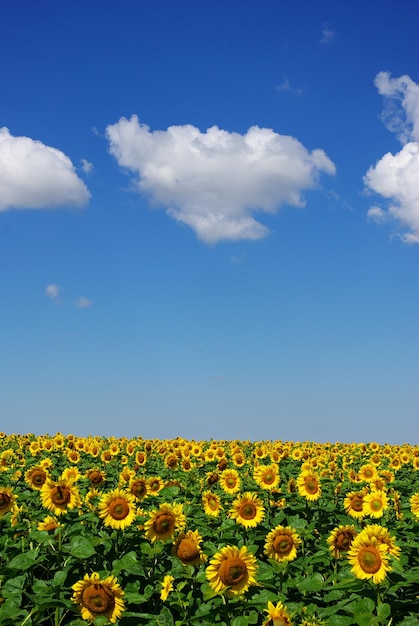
top-left (0, 433), bottom-right (418, 625)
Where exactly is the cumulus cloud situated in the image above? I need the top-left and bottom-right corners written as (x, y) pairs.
top-left (45, 284), bottom-right (60, 300)
top-left (75, 296), bottom-right (92, 309)
top-left (364, 73), bottom-right (419, 243)
top-left (80, 159), bottom-right (94, 174)
top-left (106, 115), bottom-right (335, 243)
top-left (0, 127), bottom-right (90, 212)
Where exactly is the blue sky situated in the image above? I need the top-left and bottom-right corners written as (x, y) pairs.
top-left (1, 0), bottom-right (418, 444)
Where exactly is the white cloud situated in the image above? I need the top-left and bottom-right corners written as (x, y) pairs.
top-left (80, 158), bottom-right (94, 174)
top-left (374, 71), bottom-right (419, 143)
top-left (75, 296), bottom-right (92, 309)
top-left (45, 284), bottom-right (60, 300)
top-left (320, 24), bottom-right (335, 45)
top-left (364, 73), bottom-right (419, 244)
top-left (0, 127), bottom-right (90, 212)
top-left (276, 76), bottom-right (304, 96)
top-left (106, 115), bottom-right (335, 243)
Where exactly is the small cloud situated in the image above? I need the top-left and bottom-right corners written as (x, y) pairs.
top-left (0, 127), bottom-right (90, 212)
top-left (276, 76), bottom-right (304, 96)
top-left (367, 206), bottom-right (388, 223)
top-left (80, 159), bottom-right (94, 175)
top-left (75, 296), bottom-right (92, 309)
top-left (231, 254), bottom-right (246, 264)
top-left (319, 24), bottom-right (335, 45)
top-left (45, 284), bottom-right (60, 300)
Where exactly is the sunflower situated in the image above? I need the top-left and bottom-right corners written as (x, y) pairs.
top-left (129, 477), bottom-right (148, 500)
top-left (410, 493), bottom-right (419, 519)
top-left (358, 463), bottom-right (378, 483)
top-left (40, 479), bottom-right (81, 516)
top-left (86, 468), bottom-right (106, 487)
top-left (327, 525), bottom-right (357, 558)
top-left (25, 466), bottom-right (48, 490)
top-left (0, 488), bottom-right (17, 518)
top-left (264, 524), bottom-right (301, 563)
top-left (297, 471), bottom-right (322, 501)
top-left (202, 491), bottom-right (222, 517)
top-left (98, 488), bottom-right (136, 530)
top-left (219, 468), bottom-right (241, 495)
top-left (144, 502), bottom-right (186, 542)
top-left (72, 572), bottom-right (125, 623)
top-left (206, 545), bottom-right (258, 597)
top-left (61, 466), bottom-right (82, 483)
top-left (229, 492), bottom-right (265, 528)
top-left (262, 601), bottom-right (293, 626)
top-left (347, 534), bottom-right (392, 584)
top-left (362, 490), bottom-right (389, 519)
top-left (148, 476), bottom-right (164, 495)
top-left (160, 575), bottom-right (174, 601)
top-left (173, 530), bottom-right (207, 566)
top-left (343, 490), bottom-right (366, 519)
top-left (37, 515), bottom-right (60, 532)
top-left (253, 464), bottom-right (280, 491)
top-left (357, 524), bottom-right (400, 559)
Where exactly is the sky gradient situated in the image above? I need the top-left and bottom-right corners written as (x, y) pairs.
top-left (1, 0), bottom-right (418, 444)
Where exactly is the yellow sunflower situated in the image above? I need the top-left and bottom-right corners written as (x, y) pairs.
top-left (343, 490), bottom-right (366, 519)
top-left (362, 490), bottom-right (389, 519)
top-left (206, 545), bottom-right (258, 597)
top-left (173, 530), bottom-right (207, 566)
top-left (253, 464), bottom-right (280, 491)
top-left (229, 491), bottom-right (265, 528)
top-left (357, 524), bottom-right (400, 559)
top-left (98, 488), bottom-right (136, 530)
top-left (25, 466), bottom-right (48, 490)
top-left (160, 575), bottom-right (174, 601)
top-left (297, 471), bottom-right (322, 501)
top-left (40, 479), bottom-right (81, 516)
top-left (129, 477), bottom-right (148, 500)
top-left (219, 468), bottom-right (241, 495)
top-left (262, 601), bottom-right (293, 626)
top-left (86, 468), bottom-right (106, 487)
top-left (148, 476), bottom-right (164, 495)
top-left (72, 572), bottom-right (125, 623)
top-left (202, 491), bottom-right (222, 517)
top-left (410, 493), bottom-right (419, 519)
top-left (347, 534), bottom-right (392, 584)
top-left (60, 466), bottom-right (82, 483)
top-left (0, 487), bottom-right (18, 517)
top-left (144, 502), bottom-right (186, 542)
top-left (358, 463), bottom-right (378, 483)
top-left (264, 524), bottom-right (301, 563)
top-left (37, 515), bottom-right (60, 532)
top-left (327, 525), bottom-right (357, 558)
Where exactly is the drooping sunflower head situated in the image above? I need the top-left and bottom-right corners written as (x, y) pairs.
top-left (206, 545), bottom-right (258, 597)
top-left (264, 524), bottom-right (301, 563)
top-left (86, 468), bottom-right (106, 487)
top-left (262, 600), bottom-right (293, 626)
top-left (37, 515), bottom-right (60, 532)
top-left (25, 466), bottom-right (48, 490)
top-left (327, 525), bottom-right (357, 558)
top-left (98, 488), bottom-right (136, 531)
top-left (229, 491), bottom-right (265, 528)
top-left (410, 493), bottom-right (419, 520)
top-left (173, 530), bottom-right (207, 566)
top-left (72, 572), bottom-right (125, 624)
top-left (144, 502), bottom-right (186, 542)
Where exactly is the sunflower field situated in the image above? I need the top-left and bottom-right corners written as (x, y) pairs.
top-left (0, 433), bottom-right (418, 626)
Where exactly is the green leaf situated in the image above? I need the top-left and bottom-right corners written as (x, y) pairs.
top-left (7, 551), bottom-right (39, 571)
top-left (65, 535), bottom-right (96, 559)
top-left (297, 572), bottom-right (324, 592)
top-left (231, 617), bottom-right (251, 626)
